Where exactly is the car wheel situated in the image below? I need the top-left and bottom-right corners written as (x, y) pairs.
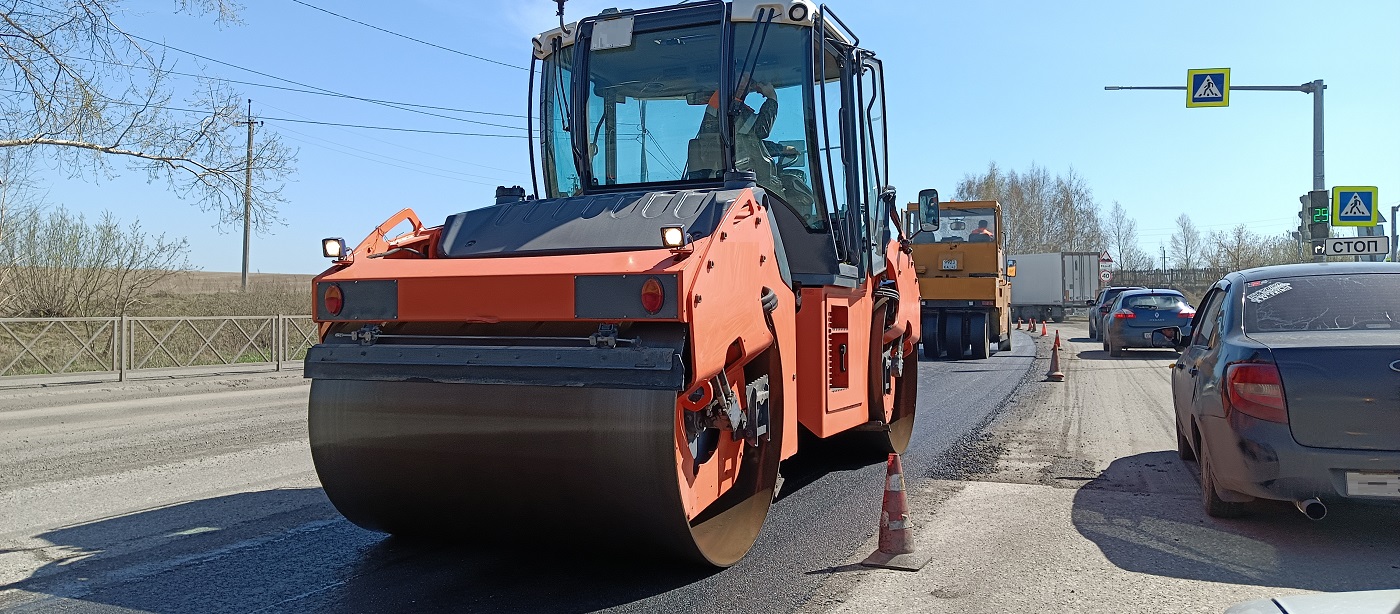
top-left (1101, 338), bottom-right (1109, 352)
top-left (1200, 440), bottom-right (1246, 518)
top-left (1176, 419), bottom-right (1195, 461)
top-left (1108, 337), bottom-right (1123, 358)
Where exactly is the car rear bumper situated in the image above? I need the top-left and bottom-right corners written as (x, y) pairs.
top-left (1203, 414), bottom-right (1400, 503)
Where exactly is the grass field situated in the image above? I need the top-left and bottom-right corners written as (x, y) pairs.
top-left (136, 271), bottom-right (317, 317)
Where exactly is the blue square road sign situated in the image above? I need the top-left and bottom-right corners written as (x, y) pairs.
top-left (1332, 186), bottom-right (1379, 227)
top-left (1187, 68), bottom-right (1230, 108)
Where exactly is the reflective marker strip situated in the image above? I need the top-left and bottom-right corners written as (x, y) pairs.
top-left (886, 475), bottom-right (904, 491)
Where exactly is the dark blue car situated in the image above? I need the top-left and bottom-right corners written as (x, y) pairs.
top-left (1169, 262), bottom-right (1400, 519)
top-left (1101, 289), bottom-right (1194, 357)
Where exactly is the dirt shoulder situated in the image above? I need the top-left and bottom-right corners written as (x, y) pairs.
top-left (805, 322), bottom-right (1400, 614)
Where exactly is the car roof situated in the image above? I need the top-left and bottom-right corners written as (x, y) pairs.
top-left (1229, 261), bottom-right (1400, 284)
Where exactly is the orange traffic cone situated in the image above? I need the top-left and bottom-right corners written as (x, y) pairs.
top-left (1047, 343), bottom-right (1065, 382)
top-left (1053, 329), bottom-right (1061, 349)
top-left (1040, 320), bottom-right (1048, 337)
top-left (1015, 318), bottom-right (1022, 330)
top-left (861, 453), bottom-right (931, 571)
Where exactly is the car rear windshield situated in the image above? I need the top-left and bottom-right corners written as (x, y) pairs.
top-left (1102, 288), bottom-right (1136, 305)
top-left (1243, 273), bottom-right (1400, 332)
top-left (1122, 294), bottom-right (1187, 310)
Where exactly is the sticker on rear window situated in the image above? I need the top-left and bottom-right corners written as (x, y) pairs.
top-left (1246, 282), bottom-right (1292, 304)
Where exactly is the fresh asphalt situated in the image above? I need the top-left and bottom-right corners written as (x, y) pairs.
top-left (0, 330), bottom-right (1037, 613)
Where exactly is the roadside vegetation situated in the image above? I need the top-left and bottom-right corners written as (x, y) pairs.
top-left (955, 161), bottom-right (1310, 301)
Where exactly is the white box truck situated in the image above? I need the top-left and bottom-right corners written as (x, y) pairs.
top-left (1008, 252), bottom-right (1099, 323)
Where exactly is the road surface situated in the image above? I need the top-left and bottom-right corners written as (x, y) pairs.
top-left (0, 331), bottom-right (1037, 613)
top-left (817, 322), bottom-right (1400, 613)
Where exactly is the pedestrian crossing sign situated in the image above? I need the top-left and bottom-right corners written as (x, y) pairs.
top-left (1331, 186), bottom-right (1379, 227)
top-left (1187, 68), bottom-right (1230, 108)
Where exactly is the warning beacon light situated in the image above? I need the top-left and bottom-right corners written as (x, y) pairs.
top-left (660, 225), bottom-right (688, 251)
top-left (322, 237), bottom-right (347, 259)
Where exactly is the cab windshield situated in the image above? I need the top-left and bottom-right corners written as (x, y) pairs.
top-left (912, 206), bottom-right (996, 244)
top-left (539, 12), bottom-right (822, 229)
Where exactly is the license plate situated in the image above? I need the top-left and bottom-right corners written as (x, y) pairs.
top-left (1346, 472), bottom-right (1400, 498)
top-left (941, 259), bottom-right (958, 270)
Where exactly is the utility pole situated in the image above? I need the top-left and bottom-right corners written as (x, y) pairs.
top-left (237, 100), bottom-right (262, 291)
top-left (1106, 79), bottom-right (1327, 262)
top-left (1391, 203), bottom-right (1398, 262)
top-left (1160, 244), bottom-right (1168, 286)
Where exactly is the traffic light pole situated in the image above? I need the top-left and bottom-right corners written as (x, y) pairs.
top-left (1106, 80), bottom-right (1327, 261)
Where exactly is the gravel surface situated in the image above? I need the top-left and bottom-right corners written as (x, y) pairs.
top-left (814, 322), bottom-right (1400, 614)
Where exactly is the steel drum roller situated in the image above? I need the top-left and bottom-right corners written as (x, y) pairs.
top-left (309, 378), bottom-right (778, 566)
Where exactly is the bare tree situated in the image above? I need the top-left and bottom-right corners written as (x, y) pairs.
top-left (954, 162), bottom-right (1104, 255)
top-left (1169, 214), bottom-right (1202, 269)
top-left (1, 206), bottom-right (189, 317)
top-left (0, 0), bottom-right (295, 231)
top-left (1104, 201), bottom-right (1151, 269)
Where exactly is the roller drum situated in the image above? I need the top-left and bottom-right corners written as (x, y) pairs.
top-left (309, 378), bottom-right (777, 566)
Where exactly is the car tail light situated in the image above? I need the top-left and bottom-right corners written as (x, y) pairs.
top-left (640, 277), bottom-right (665, 314)
top-left (1179, 308), bottom-right (1196, 318)
top-left (324, 284), bottom-right (343, 316)
top-left (1113, 309), bottom-right (1135, 319)
top-left (1225, 363), bottom-right (1288, 423)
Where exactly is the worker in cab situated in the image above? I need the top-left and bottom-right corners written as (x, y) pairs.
top-left (969, 220), bottom-right (995, 242)
top-left (690, 77), bottom-right (778, 183)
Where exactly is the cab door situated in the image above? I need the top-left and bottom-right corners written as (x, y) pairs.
top-left (855, 54), bottom-right (890, 277)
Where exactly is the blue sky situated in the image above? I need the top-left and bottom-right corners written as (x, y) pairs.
top-left (28, 1), bottom-right (1400, 273)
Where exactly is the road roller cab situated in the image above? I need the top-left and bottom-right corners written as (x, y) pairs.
top-left (305, 0), bottom-right (924, 567)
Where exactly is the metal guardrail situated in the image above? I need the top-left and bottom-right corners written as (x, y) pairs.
top-left (0, 315), bottom-right (316, 382)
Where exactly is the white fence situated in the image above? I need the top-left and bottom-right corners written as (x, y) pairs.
top-left (0, 315), bottom-right (317, 383)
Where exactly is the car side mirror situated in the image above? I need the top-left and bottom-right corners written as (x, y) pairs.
top-left (1085, 299), bottom-right (1096, 306)
top-left (918, 188), bottom-right (940, 232)
top-left (1151, 326), bottom-right (1189, 349)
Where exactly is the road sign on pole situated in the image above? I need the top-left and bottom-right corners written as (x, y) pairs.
top-left (1323, 236), bottom-right (1390, 257)
top-left (1332, 186), bottom-right (1379, 226)
top-left (1099, 270), bottom-right (1113, 283)
top-left (1187, 68), bottom-right (1230, 107)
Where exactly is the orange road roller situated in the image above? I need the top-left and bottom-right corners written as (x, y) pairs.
top-left (306, 0), bottom-right (934, 566)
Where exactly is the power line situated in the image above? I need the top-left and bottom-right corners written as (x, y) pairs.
top-left (287, 0), bottom-right (526, 71)
top-left (13, 0), bottom-right (526, 124)
top-left (120, 31), bottom-right (526, 130)
top-left (258, 101), bottom-right (525, 176)
top-left (262, 116), bottom-right (525, 137)
top-left (272, 127), bottom-right (507, 186)
top-left (0, 87), bottom-right (524, 138)
top-left (64, 53), bottom-right (526, 120)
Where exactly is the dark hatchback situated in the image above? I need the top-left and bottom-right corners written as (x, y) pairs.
top-left (1088, 286), bottom-right (1145, 340)
top-left (1169, 262), bottom-right (1400, 518)
top-left (1101, 289), bottom-right (1194, 357)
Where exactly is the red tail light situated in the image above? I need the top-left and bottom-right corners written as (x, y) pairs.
top-left (324, 284), bottom-right (344, 316)
top-left (1179, 308), bottom-right (1196, 318)
top-left (640, 277), bottom-right (665, 314)
top-left (1225, 363), bottom-right (1288, 423)
top-left (1113, 309), bottom-right (1135, 319)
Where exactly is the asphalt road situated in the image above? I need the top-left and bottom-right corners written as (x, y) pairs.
top-left (823, 322), bottom-right (1400, 613)
top-left (0, 330), bottom-right (1037, 613)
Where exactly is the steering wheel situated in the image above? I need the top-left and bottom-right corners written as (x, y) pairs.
top-left (764, 141), bottom-right (801, 169)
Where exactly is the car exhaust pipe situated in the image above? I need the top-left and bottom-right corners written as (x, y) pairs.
top-left (1295, 498), bottom-right (1327, 520)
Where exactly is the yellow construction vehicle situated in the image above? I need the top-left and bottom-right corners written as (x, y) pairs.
top-left (904, 198), bottom-right (1013, 360)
